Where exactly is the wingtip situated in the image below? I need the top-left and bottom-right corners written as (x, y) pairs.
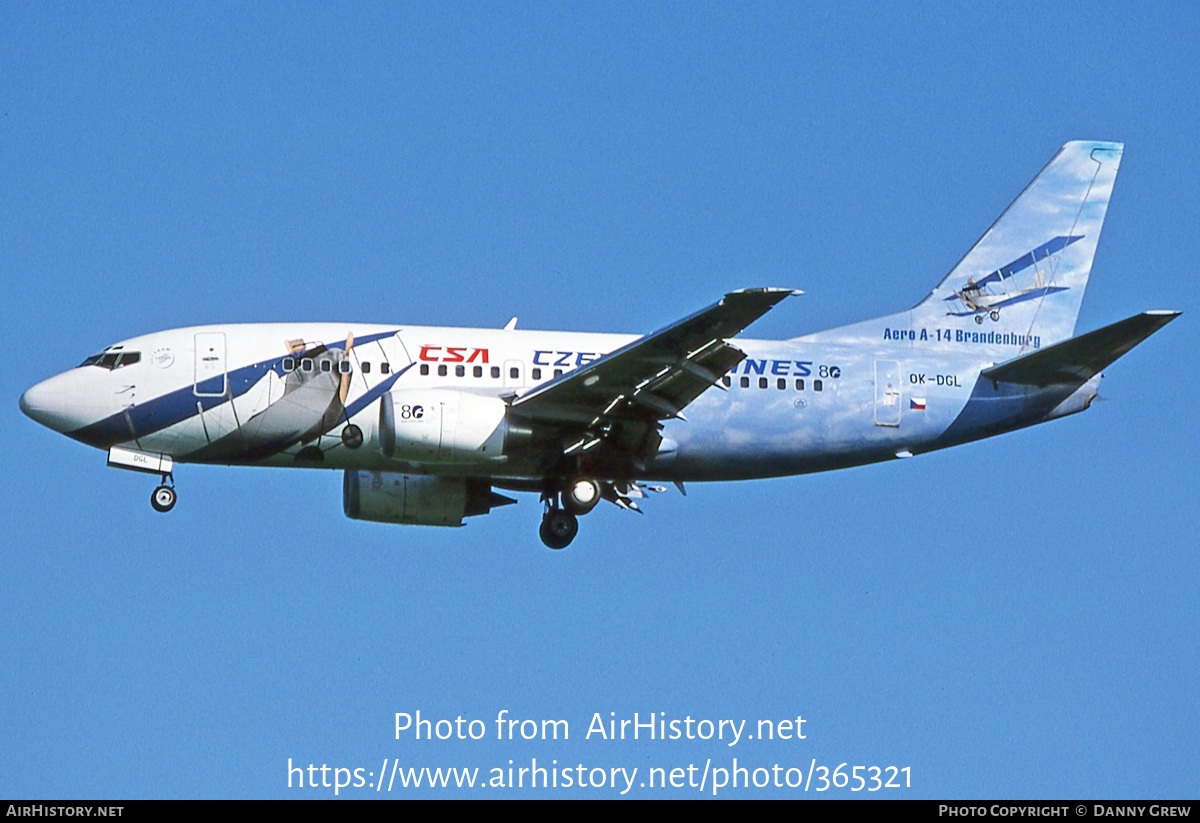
top-left (729, 287), bottom-right (803, 297)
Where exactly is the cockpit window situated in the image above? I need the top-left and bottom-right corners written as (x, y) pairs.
top-left (79, 350), bottom-right (141, 370)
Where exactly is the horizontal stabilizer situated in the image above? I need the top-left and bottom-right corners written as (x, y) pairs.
top-left (981, 311), bottom-right (1180, 387)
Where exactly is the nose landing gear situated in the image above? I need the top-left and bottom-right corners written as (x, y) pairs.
top-left (150, 474), bottom-right (176, 513)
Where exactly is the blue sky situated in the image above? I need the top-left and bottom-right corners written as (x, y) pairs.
top-left (2, 3), bottom-right (1197, 798)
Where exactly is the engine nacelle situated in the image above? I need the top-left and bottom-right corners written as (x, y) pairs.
top-left (379, 389), bottom-right (522, 463)
top-left (343, 471), bottom-right (515, 527)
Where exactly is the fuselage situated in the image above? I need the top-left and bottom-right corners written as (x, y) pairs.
top-left (19, 321), bottom-right (1093, 484)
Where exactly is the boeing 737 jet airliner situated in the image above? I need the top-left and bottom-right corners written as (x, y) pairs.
top-left (20, 141), bottom-right (1178, 548)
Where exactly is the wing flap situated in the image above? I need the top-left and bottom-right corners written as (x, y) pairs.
top-left (981, 311), bottom-right (1180, 387)
top-left (513, 288), bottom-right (797, 424)
top-left (511, 289), bottom-right (797, 462)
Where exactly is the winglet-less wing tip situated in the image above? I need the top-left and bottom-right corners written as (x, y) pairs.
top-left (729, 287), bottom-right (803, 297)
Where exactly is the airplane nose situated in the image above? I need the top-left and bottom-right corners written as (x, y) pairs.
top-left (20, 379), bottom-right (67, 430)
top-left (18, 387), bottom-right (34, 417)
top-left (19, 373), bottom-right (99, 434)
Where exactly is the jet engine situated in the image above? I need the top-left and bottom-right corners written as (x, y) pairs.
top-left (343, 471), bottom-right (515, 527)
top-left (378, 389), bottom-right (529, 463)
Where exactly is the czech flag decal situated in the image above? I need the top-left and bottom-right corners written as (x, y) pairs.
top-left (910, 398), bottom-right (927, 410)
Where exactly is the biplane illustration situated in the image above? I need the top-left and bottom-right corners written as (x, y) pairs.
top-left (945, 235), bottom-right (1080, 323)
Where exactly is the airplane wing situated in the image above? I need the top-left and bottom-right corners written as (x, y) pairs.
top-left (980, 310), bottom-right (1180, 387)
top-left (511, 288), bottom-right (799, 460)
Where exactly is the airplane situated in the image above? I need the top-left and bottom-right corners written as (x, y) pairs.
top-left (19, 141), bottom-right (1179, 549)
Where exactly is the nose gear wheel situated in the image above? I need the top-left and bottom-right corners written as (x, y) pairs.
top-left (151, 484), bottom-right (176, 512)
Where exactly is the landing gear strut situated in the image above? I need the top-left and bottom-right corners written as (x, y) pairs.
top-left (150, 475), bottom-right (176, 513)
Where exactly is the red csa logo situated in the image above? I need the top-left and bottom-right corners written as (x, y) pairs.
top-left (419, 346), bottom-right (490, 364)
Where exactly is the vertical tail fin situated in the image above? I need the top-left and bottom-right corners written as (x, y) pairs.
top-left (918, 140), bottom-right (1122, 344)
top-left (802, 141), bottom-right (1123, 354)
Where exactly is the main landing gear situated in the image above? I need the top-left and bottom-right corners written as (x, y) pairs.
top-left (539, 508), bottom-right (578, 550)
top-left (538, 478), bottom-right (602, 549)
top-left (150, 474), bottom-right (176, 513)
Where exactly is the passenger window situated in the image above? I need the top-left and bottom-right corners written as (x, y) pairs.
top-left (338, 361), bottom-right (351, 374)
top-left (758, 377), bottom-right (768, 389)
top-left (362, 362), bottom-right (372, 374)
top-left (320, 360), bottom-right (332, 373)
top-left (380, 362), bottom-right (390, 374)
top-left (491, 366), bottom-right (500, 379)
top-left (438, 365), bottom-right (447, 377)
top-left (455, 365), bottom-right (465, 377)
top-left (301, 359), bottom-right (314, 373)
top-left (282, 358), bottom-right (295, 372)
top-left (795, 378), bottom-right (804, 390)
top-left (814, 379), bottom-right (823, 391)
top-left (473, 366), bottom-right (482, 378)
top-left (554, 369), bottom-right (563, 378)
top-left (532, 368), bottom-right (542, 380)
top-left (510, 367), bottom-right (519, 379)
top-left (722, 376), bottom-right (731, 387)
top-left (740, 377), bottom-right (749, 388)
top-left (418, 364), bottom-right (427, 376)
